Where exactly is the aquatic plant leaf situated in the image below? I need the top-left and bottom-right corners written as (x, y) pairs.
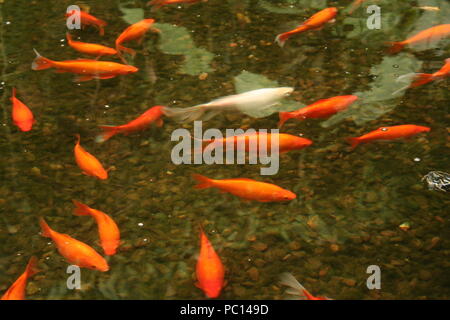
top-left (118, 2), bottom-right (144, 25)
top-left (322, 54), bottom-right (422, 127)
top-left (153, 23), bottom-right (214, 76)
top-left (233, 71), bottom-right (303, 118)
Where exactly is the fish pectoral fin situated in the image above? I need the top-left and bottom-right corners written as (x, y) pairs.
top-left (155, 118), bottom-right (164, 127)
top-left (97, 74), bottom-right (117, 80)
top-left (74, 75), bottom-right (94, 82)
top-left (195, 281), bottom-right (202, 289)
top-left (81, 171), bottom-right (91, 176)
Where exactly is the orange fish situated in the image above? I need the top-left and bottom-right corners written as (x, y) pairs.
top-left (193, 174), bottom-right (296, 202)
top-left (1, 257), bottom-right (39, 300)
top-left (66, 33), bottom-right (117, 58)
top-left (72, 200), bottom-right (120, 256)
top-left (394, 58), bottom-right (450, 94)
top-left (31, 49), bottom-right (138, 82)
top-left (278, 95), bottom-right (358, 128)
top-left (115, 19), bottom-right (160, 60)
top-left (95, 105), bottom-right (165, 143)
top-left (347, 124), bottom-right (431, 149)
top-left (279, 273), bottom-right (331, 300)
top-left (11, 88), bottom-right (35, 132)
top-left (147, 0), bottom-right (205, 10)
top-left (74, 134), bottom-right (108, 180)
top-left (66, 10), bottom-right (107, 36)
top-left (39, 218), bottom-right (109, 271)
top-left (387, 24), bottom-right (450, 54)
top-left (200, 132), bottom-right (312, 155)
top-left (196, 226), bottom-right (225, 299)
top-left (275, 7), bottom-right (338, 47)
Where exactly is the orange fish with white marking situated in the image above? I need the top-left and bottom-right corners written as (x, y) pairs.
top-left (387, 24), bottom-right (450, 54)
top-left (31, 49), bottom-right (138, 82)
top-left (347, 124), bottom-right (431, 149)
top-left (95, 105), bottom-right (165, 143)
top-left (66, 10), bottom-right (107, 36)
top-left (11, 88), bottom-right (35, 132)
top-left (1, 257), bottom-right (39, 300)
top-left (196, 226), bottom-right (225, 299)
top-left (72, 200), bottom-right (120, 256)
top-left (193, 174), bottom-right (296, 202)
top-left (74, 134), bottom-right (108, 180)
top-left (39, 218), bottom-right (109, 271)
top-left (115, 19), bottom-right (160, 60)
top-left (275, 7), bottom-right (338, 47)
top-left (278, 95), bottom-right (358, 128)
top-left (279, 273), bottom-right (331, 300)
top-left (66, 33), bottom-right (117, 58)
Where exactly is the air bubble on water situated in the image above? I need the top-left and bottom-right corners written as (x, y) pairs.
top-left (5, 21), bottom-right (11, 25)
top-left (17, 253), bottom-right (21, 256)
top-left (172, 100), bottom-right (177, 104)
top-left (138, 223), bottom-right (143, 227)
top-left (414, 157), bottom-right (421, 162)
top-left (1, 81), bottom-right (5, 85)
top-left (60, 39), bottom-right (65, 42)
top-left (393, 64), bottom-right (399, 68)
top-left (381, 127), bottom-right (388, 131)
top-left (61, 44), bottom-right (65, 47)
top-left (143, 238), bottom-right (148, 242)
top-left (298, 133), bottom-right (304, 136)
top-left (105, 104), bottom-right (110, 108)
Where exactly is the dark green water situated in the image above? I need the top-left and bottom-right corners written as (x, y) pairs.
top-left (0, 0), bottom-right (449, 300)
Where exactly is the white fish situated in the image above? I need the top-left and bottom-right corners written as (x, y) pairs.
top-left (162, 87), bottom-right (294, 122)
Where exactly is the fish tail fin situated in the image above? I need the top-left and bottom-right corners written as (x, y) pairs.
top-left (11, 87), bottom-right (16, 99)
top-left (66, 32), bottom-right (73, 44)
top-left (96, 125), bottom-right (119, 143)
top-left (31, 49), bottom-right (53, 70)
top-left (386, 41), bottom-right (404, 54)
top-left (192, 173), bottom-right (213, 189)
top-left (75, 134), bottom-right (81, 145)
top-left (279, 272), bottom-right (309, 299)
top-left (162, 106), bottom-right (205, 123)
top-left (116, 44), bottom-right (136, 57)
top-left (347, 137), bottom-right (360, 149)
top-left (278, 112), bottom-right (293, 128)
top-left (39, 218), bottom-right (52, 238)
top-left (409, 73), bottom-right (434, 88)
top-left (72, 200), bottom-right (92, 216)
top-left (25, 256), bottom-right (39, 278)
top-left (274, 32), bottom-right (290, 48)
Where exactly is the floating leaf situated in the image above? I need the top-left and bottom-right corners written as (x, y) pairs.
top-left (153, 23), bottom-right (214, 76)
top-left (118, 1), bottom-right (144, 25)
top-left (322, 53), bottom-right (422, 127)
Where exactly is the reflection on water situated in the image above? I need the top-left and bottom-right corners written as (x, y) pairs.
top-left (0, 0), bottom-right (449, 300)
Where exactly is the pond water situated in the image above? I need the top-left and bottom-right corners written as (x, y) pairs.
top-left (0, 0), bottom-right (449, 300)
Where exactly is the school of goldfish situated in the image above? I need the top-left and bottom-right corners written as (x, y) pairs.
top-left (2, 1), bottom-right (448, 300)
